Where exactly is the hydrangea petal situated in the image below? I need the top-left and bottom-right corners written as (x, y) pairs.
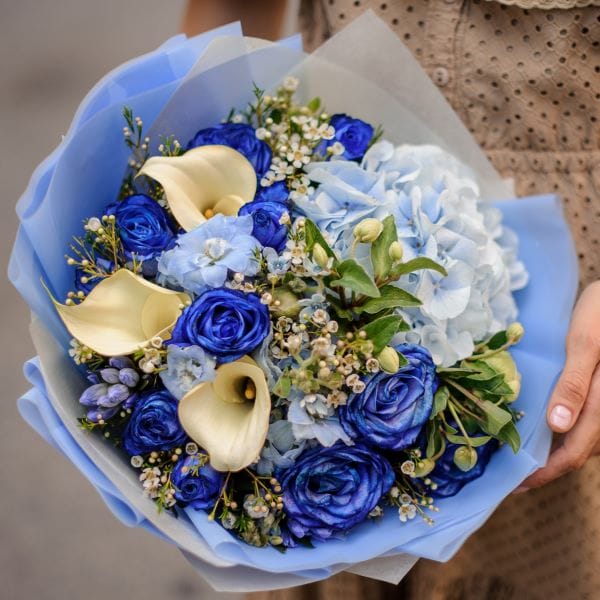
top-left (178, 357), bottom-right (270, 472)
top-left (52, 269), bottom-right (189, 356)
top-left (137, 145), bottom-right (257, 231)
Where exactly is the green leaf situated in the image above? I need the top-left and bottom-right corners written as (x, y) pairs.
top-left (272, 376), bottom-right (291, 399)
top-left (362, 315), bottom-right (407, 354)
top-left (486, 330), bottom-right (508, 350)
top-left (426, 421), bottom-right (446, 459)
top-left (307, 97), bottom-right (321, 112)
top-left (437, 366), bottom-right (483, 378)
top-left (446, 434), bottom-right (492, 447)
top-left (370, 215), bottom-right (397, 281)
top-left (431, 386), bottom-right (449, 419)
top-left (497, 421), bottom-right (521, 453)
top-left (304, 219), bottom-right (336, 259)
top-left (479, 400), bottom-right (513, 435)
top-left (324, 294), bottom-right (354, 320)
top-left (392, 257), bottom-right (448, 278)
top-left (330, 259), bottom-right (380, 298)
top-left (357, 285), bottom-right (421, 314)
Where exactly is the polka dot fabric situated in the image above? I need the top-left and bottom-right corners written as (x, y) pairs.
top-left (249, 1), bottom-right (600, 599)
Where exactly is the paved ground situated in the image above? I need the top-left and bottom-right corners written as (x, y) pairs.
top-left (0, 2), bottom-right (244, 598)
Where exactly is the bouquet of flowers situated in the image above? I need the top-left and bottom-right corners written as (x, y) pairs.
top-left (10, 14), bottom-right (578, 592)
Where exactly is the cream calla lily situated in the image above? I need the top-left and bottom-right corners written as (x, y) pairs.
top-left (53, 269), bottom-right (189, 356)
top-left (178, 357), bottom-right (271, 472)
top-left (138, 145), bottom-right (257, 231)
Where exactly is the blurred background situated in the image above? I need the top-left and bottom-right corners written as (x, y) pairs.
top-left (0, 1), bottom-right (294, 598)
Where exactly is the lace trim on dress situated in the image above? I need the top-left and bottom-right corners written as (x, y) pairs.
top-left (488, 0), bottom-right (600, 9)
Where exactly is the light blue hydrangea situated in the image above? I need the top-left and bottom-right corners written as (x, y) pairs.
top-left (157, 214), bottom-right (261, 294)
top-left (159, 345), bottom-right (216, 400)
top-left (294, 140), bottom-right (528, 367)
top-left (263, 247), bottom-right (290, 276)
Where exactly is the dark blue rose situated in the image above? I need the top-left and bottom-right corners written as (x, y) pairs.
top-left (122, 389), bottom-right (187, 456)
top-left (238, 182), bottom-right (290, 252)
top-left (169, 288), bottom-right (270, 363)
top-left (339, 344), bottom-right (437, 451)
top-left (107, 194), bottom-right (175, 265)
top-left (187, 123), bottom-right (272, 177)
top-left (74, 256), bottom-right (114, 295)
top-left (171, 455), bottom-right (224, 509)
top-left (277, 442), bottom-right (394, 541)
top-left (323, 114), bottom-right (374, 161)
top-left (427, 437), bottom-right (499, 498)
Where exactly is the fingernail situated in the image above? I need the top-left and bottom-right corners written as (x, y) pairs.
top-left (512, 486), bottom-right (528, 495)
top-left (549, 404), bottom-right (572, 430)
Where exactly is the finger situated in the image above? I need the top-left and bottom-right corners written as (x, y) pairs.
top-left (520, 364), bottom-right (600, 491)
top-left (547, 284), bottom-right (600, 433)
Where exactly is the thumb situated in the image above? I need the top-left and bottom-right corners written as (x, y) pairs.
top-left (547, 286), bottom-right (600, 433)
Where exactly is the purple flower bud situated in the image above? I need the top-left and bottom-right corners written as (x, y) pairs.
top-left (100, 368), bottom-right (121, 384)
top-left (119, 368), bottom-right (140, 388)
top-left (109, 356), bottom-right (135, 370)
top-left (79, 383), bottom-right (109, 407)
top-left (122, 392), bottom-right (138, 410)
top-left (99, 384), bottom-right (130, 408)
top-left (87, 406), bottom-right (119, 422)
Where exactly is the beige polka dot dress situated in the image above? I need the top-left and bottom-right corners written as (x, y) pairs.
top-left (249, 1), bottom-right (600, 598)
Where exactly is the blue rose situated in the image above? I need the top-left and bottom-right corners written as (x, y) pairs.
top-left (427, 438), bottom-right (499, 498)
top-left (171, 455), bottom-right (224, 509)
top-left (107, 194), bottom-right (175, 264)
top-left (278, 442), bottom-right (394, 541)
top-left (339, 344), bottom-right (437, 451)
top-left (239, 182), bottom-right (290, 252)
top-left (169, 288), bottom-right (271, 363)
top-left (122, 389), bottom-right (187, 456)
top-left (187, 123), bottom-right (272, 177)
top-left (326, 114), bottom-right (374, 161)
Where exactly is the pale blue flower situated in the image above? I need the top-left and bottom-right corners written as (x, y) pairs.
top-left (287, 390), bottom-right (352, 447)
top-left (159, 344), bottom-right (216, 400)
top-left (256, 420), bottom-right (307, 476)
top-left (263, 247), bottom-right (290, 276)
top-left (157, 214), bottom-right (260, 294)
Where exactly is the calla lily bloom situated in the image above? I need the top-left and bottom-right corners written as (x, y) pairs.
top-left (178, 356), bottom-right (271, 472)
top-left (137, 145), bottom-right (257, 231)
top-left (53, 269), bottom-right (189, 356)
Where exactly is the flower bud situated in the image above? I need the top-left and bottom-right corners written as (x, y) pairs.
top-left (388, 241), bottom-right (404, 262)
top-left (414, 458), bottom-right (436, 478)
top-left (312, 243), bottom-right (330, 269)
top-left (353, 218), bottom-right (384, 243)
top-left (507, 322), bottom-right (524, 343)
top-left (485, 350), bottom-right (521, 402)
top-left (377, 346), bottom-right (400, 374)
top-left (453, 446), bottom-right (478, 472)
top-left (271, 288), bottom-right (300, 317)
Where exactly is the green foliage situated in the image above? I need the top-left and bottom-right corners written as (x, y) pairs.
top-left (330, 259), bottom-right (380, 298)
top-left (370, 215), bottom-right (398, 281)
top-left (362, 315), bottom-right (407, 354)
top-left (357, 284), bottom-right (422, 315)
top-left (392, 257), bottom-right (448, 278)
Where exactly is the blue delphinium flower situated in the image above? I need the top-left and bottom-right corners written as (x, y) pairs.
top-left (79, 356), bottom-right (140, 422)
top-left (106, 194), bottom-right (176, 267)
top-left (426, 437), bottom-right (499, 498)
top-left (238, 182), bottom-right (290, 252)
top-left (159, 344), bottom-right (216, 400)
top-left (122, 389), bottom-right (187, 456)
top-left (277, 442), bottom-right (394, 541)
top-left (170, 455), bottom-right (224, 509)
top-left (339, 344), bottom-right (437, 451)
top-left (322, 114), bottom-right (374, 161)
top-left (187, 122), bottom-right (273, 177)
top-left (263, 247), bottom-right (290, 276)
top-left (157, 214), bottom-right (260, 294)
top-left (169, 288), bottom-right (271, 363)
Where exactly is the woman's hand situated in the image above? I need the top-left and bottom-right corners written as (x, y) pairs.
top-left (516, 280), bottom-right (600, 492)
